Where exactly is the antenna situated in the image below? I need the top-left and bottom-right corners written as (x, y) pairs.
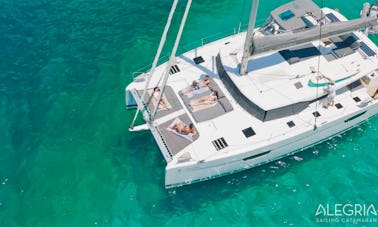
top-left (314, 0), bottom-right (325, 131)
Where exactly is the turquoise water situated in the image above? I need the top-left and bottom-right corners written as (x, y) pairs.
top-left (0, 0), bottom-right (377, 226)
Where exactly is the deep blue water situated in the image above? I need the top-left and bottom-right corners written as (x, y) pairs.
top-left (0, 0), bottom-right (377, 226)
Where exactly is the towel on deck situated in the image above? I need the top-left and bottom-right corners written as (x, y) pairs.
top-left (184, 87), bottom-right (210, 98)
top-left (166, 118), bottom-right (194, 142)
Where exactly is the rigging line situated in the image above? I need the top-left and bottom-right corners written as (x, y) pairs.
top-left (238, 0), bottom-right (247, 33)
top-left (129, 0), bottom-right (179, 129)
top-left (151, 0), bottom-right (193, 121)
top-left (314, 0), bottom-right (325, 130)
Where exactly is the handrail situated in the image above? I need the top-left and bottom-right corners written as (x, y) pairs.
top-left (131, 88), bottom-right (173, 159)
top-left (131, 89), bottom-right (152, 121)
top-left (153, 125), bottom-right (174, 159)
top-left (129, 16), bottom-right (267, 79)
top-left (131, 25), bottom-right (249, 79)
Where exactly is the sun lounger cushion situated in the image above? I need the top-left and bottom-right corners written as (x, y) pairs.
top-left (167, 128), bottom-right (194, 142)
top-left (219, 97), bottom-right (233, 112)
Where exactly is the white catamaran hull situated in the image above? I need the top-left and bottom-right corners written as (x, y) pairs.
top-left (165, 102), bottom-right (378, 188)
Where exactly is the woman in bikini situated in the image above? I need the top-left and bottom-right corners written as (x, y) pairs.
top-left (184, 80), bottom-right (201, 93)
top-left (199, 75), bottom-right (211, 87)
top-left (189, 90), bottom-right (219, 107)
top-left (170, 122), bottom-right (196, 135)
top-left (152, 87), bottom-right (171, 110)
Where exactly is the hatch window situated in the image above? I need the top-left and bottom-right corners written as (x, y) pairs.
top-left (242, 127), bottom-right (256, 138)
top-left (294, 82), bottom-right (303, 89)
top-left (193, 56), bottom-right (204, 65)
top-left (312, 111), bottom-right (321, 117)
top-left (287, 121), bottom-right (295, 128)
top-left (279, 10), bottom-right (295, 21)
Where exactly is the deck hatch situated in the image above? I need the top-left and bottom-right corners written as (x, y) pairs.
top-left (279, 10), bottom-right (295, 21)
top-left (294, 82), bottom-right (303, 89)
top-left (193, 56), bottom-right (204, 64)
top-left (335, 103), bottom-right (343, 109)
top-left (242, 127), bottom-right (256, 138)
top-left (169, 65), bottom-right (180, 75)
top-left (287, 121), bottom-right (295, 128)
top-left (353, 97), bottom-right (361, 102)
top-left (212, 137), bottom-right (228, 151)
top-left (312, 111), bottom-right (321, 117)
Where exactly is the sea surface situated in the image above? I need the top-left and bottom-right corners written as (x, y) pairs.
top-left (0, 0), bottom-right (377, 226)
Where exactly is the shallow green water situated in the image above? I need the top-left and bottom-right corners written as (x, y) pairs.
top-left (0, 0), bottom-right (377, 226)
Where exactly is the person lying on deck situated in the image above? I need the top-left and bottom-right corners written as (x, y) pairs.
top-left (185, 80), bottom-right (201, 93)
top-left (199, 75), bottom-right (211, 88)
top-left (184, 75), bottom-right (212, 94)
top-left (152, 87), bottom-right (171, 110)
top-left (189, 90), bottom-right (219, 107)
top-left (169, 122), bottom-right (196, 135)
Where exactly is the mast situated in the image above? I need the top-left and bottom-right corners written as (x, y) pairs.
top-left (240, 0), bottom-right (259, 76)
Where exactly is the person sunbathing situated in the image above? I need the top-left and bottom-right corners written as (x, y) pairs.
top-left (189, 91), bottom-right (219, 107)
top-left (170, 122), bottom-right (196, 135)
top-left (152, 87), bottom-right (171, 110)
top-left (184, 80), bottom-right (201, 93)
top-left (199, 75), bottom-right (211, 87)
top-left (183, 75), bottom-right (212, 95)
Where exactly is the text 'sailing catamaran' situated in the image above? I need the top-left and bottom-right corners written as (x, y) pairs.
top-left (125, 0), bottom-right (378, 188)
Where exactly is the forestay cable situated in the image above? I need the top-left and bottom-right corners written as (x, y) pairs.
top-left (314, 0), bottom-right (325, 130)
top-left (151, 0), bottom-right (193, 120)
top-left (130, 0), bottom-right (179, 129)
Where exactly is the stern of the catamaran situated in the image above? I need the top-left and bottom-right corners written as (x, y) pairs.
top-left (125, 82), bottom-right (154, 131)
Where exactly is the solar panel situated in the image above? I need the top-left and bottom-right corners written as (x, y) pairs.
top-left (360, 42), bottom-right (376, 57)
top-left (326, 13), bottom-right (340, 22)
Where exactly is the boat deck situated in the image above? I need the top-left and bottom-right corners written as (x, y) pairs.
top-left (126, 8), bottom-right (378, 166)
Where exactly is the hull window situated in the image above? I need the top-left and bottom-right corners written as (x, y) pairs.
top-left (243, 150), bottom-right (271, 161)
top-left (344, 111), bottom-right (367, 123)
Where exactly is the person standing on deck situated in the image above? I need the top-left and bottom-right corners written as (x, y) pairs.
top-left (323, 76), bottom-right (336, 108)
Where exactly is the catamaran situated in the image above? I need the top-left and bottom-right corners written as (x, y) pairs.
top-left (125, 0), bottom-right (378, 188)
